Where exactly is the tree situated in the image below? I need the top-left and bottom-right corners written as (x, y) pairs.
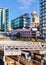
top-left (37, 39), bottom-right (44, 42)
top-left (31, 38), bottom-right (36, 42)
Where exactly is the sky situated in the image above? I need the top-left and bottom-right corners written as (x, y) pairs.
top-left (0, 0), bottom-right (39, 21)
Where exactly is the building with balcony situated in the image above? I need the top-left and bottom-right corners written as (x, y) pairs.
top-left (11, 12), bottom-right (40, 38)
top-left (31, 27), bottom-right (40, 39)
top-left (40, 0), bottom-right (46, 39)
top-left (0, 8), bottom-right (9, 32)
top-left (11, 29), bottom-right (31, 38)
top-left (11, 13), bottom-right (30, 30)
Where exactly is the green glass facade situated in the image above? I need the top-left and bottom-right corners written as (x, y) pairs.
top-left (11, 18), bottom-right (20, 29)
top-left (0, 9), bottom-right (2, 31)
top-left (0, 8), bottom-right (9, 32)
top-left (11, 13), bottom-right (30, 29)
top-left (5, 9), bottom-right (9, 32)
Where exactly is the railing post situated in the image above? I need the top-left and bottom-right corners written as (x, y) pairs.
top-left (41, 59), bottom-right (44, 65)
top-left (3, 55), bottom-right (6, 65)
top-left (3, 44), bottom-right (6, 65)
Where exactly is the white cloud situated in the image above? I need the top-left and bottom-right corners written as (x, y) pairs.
top-left (19, 0), bottom-right (35, 9)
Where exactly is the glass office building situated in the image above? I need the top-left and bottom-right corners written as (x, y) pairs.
top-left (11, 13), bottom-right (30, 29)
top-left (0, 8), bottom-right (8, 32)
top-left (40, 0), bottom-right (46, 39)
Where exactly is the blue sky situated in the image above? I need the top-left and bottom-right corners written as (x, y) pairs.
top-left (0, 0), bottom-right (39, 21)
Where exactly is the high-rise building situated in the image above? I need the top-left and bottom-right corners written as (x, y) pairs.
top-left (11, 13), bottom-right (30, 30)
top-left (30, 12), bottom-right (39, 28)
top-left (0, 8), bottom-right (8, 32)
top-left (30, 12), bottom-right (40, 38)
top-left (40, 0), bottom-right (46, 39)
top-left (8, 21), bottom-right (12, 31)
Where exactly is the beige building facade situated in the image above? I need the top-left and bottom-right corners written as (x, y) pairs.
top-left (8, 21), bottom-right (13, 32)
top-left (30, 12), bottom-right (39, 28)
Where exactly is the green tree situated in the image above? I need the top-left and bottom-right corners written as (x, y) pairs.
top-left (31, 38), bottom-right (36, 42)
top-left (37, 39), bottom-right (44, 42)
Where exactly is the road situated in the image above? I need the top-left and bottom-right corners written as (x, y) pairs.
top-left (0, 37), bottom-right (11, 41)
